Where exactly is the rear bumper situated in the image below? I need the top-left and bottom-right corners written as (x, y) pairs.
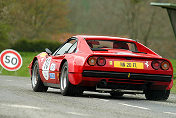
top-left (68, 70), bottom-right (172, 90)
top-left (82, 70), bottom-right (172, 82)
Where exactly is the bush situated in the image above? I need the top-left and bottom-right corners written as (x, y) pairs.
top-left (12, 39), bottom-right (61, 52)
top-left (0, 23), bottom-right (11, 51)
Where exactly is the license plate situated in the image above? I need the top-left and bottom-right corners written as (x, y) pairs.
top-left (114, 61), bottom-right (144, 69)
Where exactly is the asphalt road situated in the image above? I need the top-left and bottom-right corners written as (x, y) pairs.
top-left (0, 75), bottom-right (176, 118)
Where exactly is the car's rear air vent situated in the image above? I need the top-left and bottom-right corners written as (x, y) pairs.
top-left (125, 57), bottom-right (132, 60)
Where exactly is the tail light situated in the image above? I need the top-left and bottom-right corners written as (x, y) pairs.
top-left (97, 57), bottom-right (106, 66)
top-left (161, 61), bottom-right (170, 70)
top-left (88, 57), bottom-right (97, 66)
top-left (151, 60), bottom-right (160, 70)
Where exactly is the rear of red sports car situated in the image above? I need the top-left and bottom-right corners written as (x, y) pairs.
top-left (75, 36), bottom-right (173, 100)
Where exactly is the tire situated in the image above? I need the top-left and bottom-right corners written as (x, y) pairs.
top-left (31, 60), bottom-right (48, 92)
top-left (144, 90), bottom-right (170, 101)
top-left (110, 92), bottom-right (124, 98)
top-left (60, 62), bottom-right (83, 96)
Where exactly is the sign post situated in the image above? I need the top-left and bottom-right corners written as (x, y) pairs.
top-left (151, 2), bottom-right (176, 38)
top-left (0, 49), bottom-right (23, 71)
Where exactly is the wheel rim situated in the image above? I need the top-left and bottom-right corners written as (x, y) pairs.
top-left (32, 64), bottom-right (38, 88)
top-left (60, 66), bottom-right (68, 90)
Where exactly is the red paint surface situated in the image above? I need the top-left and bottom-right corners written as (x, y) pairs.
top-left (29, 35), bottom-right (173, 90)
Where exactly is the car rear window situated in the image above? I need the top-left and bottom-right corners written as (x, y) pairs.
top-left (86, 40), bottom-right (138, 51)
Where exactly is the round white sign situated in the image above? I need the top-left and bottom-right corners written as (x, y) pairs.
top-left (0, 49), bottom-right (23, 71)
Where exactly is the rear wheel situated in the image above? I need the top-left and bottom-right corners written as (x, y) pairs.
top-left (31, 60), bottom-right (48, 92)
top-left (144, 90), bottom-right (170, 101)
top-left (60, 62), bottom-right (83, 96)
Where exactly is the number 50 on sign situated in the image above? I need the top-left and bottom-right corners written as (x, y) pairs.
top-left (0, 49), bottom-right (23, 71)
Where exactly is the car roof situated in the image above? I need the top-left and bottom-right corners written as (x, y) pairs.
top-left (75, 35), bottom-right (136, 42)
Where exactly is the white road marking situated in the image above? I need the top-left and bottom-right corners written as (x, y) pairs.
top-left (119, 103), bottom-right (150, 110)
top-left (6, 80), bottom-right (13, 82)
top-left (67, 112), bottom-right (89, 116)
top-left (164, 112), bottom-right (176, 115)
top-left (1, 104), bottom-right (41, 110)
top-left (99, 99), bottom-right (109, 102)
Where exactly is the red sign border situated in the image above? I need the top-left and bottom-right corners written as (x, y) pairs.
top-left (0, 49), bottom-right (23, 71)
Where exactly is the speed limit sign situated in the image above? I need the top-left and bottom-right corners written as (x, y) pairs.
top-left (0, 49), bottom-right (23, 71)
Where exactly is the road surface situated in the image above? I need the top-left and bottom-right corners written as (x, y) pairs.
top-left (0, 75), bottom-right (176, 118)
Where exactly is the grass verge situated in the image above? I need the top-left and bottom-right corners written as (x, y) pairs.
top-left (172, 80), bottom-right (176, 93)
top-left (0, 52), bottom-right (39, 77)
top-left (170, 59), bottom-right (176, 93)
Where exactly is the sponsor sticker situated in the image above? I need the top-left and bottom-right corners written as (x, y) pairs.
top-left (50, 73), bottom-right (55, 79)
top-left (109, 61), bottom-right (113, 65)
top-left (40, 52), bottom-right (47, 57)
top-left (57, 73), bottom-right (59, 80)
top-left (42, 71), bottom-right (49, 80)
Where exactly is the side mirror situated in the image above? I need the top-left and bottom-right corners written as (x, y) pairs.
top-left (45, 48), bottom-right (52, 55)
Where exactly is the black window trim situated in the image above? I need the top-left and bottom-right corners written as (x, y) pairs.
top-left (66, 41), bottom-right (77, 54)
top-left (52, 37), bottom-right (78, 56)
top-left (85, 39), bottom-right (138, 52)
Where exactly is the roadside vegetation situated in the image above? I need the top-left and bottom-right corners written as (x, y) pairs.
top-left (173, 80), bottom-right (176, 93)
top-left (0, 0), bottom-right (176, 58)
top-left (171, 59), bottom-right (176, 93)
top-left (0, 52), bottom-right (39, 77)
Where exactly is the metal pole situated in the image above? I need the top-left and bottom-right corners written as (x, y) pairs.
top-left (0, 67), bottom-right (3, 74)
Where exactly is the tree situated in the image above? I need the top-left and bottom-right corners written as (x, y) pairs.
top-left (0, 0), bottom-right (12, 51)
top-left (8, 0), bottom-right (70, 40)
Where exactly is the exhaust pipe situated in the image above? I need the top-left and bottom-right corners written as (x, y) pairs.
top-left (97, 79), bottom-right (107, 88)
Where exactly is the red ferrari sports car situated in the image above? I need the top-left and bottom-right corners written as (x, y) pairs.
top-left (28, 35), bottom-right (173, 100)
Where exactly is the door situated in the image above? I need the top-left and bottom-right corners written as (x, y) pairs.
top-left (41, 38), bottom-right (77, 84)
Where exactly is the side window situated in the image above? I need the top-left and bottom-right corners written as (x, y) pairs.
top-left (55, 43), bottom-right (72, 55)
top-left (68, 42), bottom-right (77, 53)
top-left (55, 39), bottom-right (76, 55)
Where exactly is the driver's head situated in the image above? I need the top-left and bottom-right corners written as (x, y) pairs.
top-left (113, 42), bottom-right (129, 50)
top-left (87, 41), bottom-right (93, 48)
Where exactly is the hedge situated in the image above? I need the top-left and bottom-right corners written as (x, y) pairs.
top-left (12, 39), bottom-right (61, 52)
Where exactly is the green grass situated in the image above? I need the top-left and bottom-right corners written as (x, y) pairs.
top-left (170, 59), bottom-right (176, 78)
top-left (172, 80), bottom-right (176, 93)
top-left (170, 59), bottom-right (176, 93)
top-left (0, 52), bottom-right (39, 77)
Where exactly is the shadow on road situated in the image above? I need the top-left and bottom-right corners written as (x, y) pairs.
top-left (27, 88), bottom-right (176, 103)
top-left (46, 89), bottom-right (145, 101)
top-left (82, 93), bottom-right (146, 101)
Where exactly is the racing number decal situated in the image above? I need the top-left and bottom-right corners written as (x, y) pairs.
top-left (42, 57), bottom-right (52, 80)
top-left (50, 63), bottom-right (56, 71)
top-left (42, 57), bottom-right (51, 70)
